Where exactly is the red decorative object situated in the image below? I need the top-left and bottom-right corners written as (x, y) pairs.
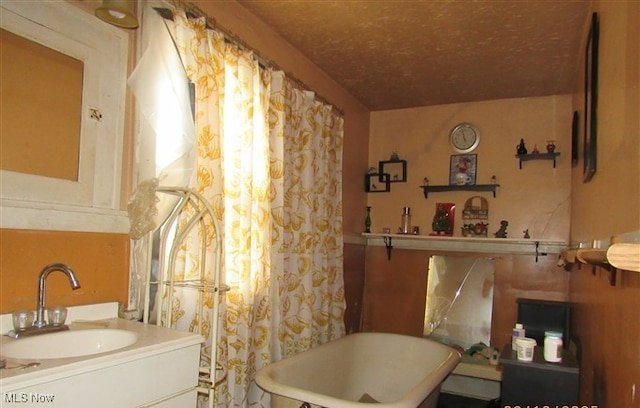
top-left (430, 202), bottom-right (455, 236)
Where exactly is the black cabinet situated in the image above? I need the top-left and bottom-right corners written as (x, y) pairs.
top-left (499, 345), bottom-right (579, 407)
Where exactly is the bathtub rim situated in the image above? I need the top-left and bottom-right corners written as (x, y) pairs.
top-left (255, 332), bottom-right (461, 408)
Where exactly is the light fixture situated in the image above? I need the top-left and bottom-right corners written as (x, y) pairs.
top-left (95, 0), bottom-right (139, 29)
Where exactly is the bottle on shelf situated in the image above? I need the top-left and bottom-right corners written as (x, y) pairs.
top-left (365, 206), bottom-right (372, 233)
top-left (512, 323), bottom-right (525, 350)
top-left (400, 207), bottom-right (411, 234)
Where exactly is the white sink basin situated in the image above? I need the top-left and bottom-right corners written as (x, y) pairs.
top-left (1, 329), bottom-right (138, 359)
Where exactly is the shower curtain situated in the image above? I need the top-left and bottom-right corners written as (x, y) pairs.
top-left (130, 6), bottom-right (345, 407)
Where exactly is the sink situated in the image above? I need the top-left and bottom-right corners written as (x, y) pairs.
top-left (1, 329), bottom-right (138, 359)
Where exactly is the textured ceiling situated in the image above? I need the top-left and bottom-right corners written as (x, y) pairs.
top-left (236, 0), bottom-right (590, 111)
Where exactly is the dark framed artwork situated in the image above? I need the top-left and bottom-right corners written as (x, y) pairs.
top-left (365, 173), bottom-right (390, 192)
top-left (379, 160), bottom-right (407, 183)
top-left (449, 154), bottom-right (477, 186)
top-left (583, 12), bottom-right (599, 183)
top-left (571, 111), bottom-right (579, 167)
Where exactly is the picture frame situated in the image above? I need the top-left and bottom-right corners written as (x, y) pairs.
top-left (449, 154), bottom-right (477, 186)
top-left (379, 160), bottom-right (407, 183)
top-left (365, 173), bottom-right (390, 193)
top-left (583, 12), bottom-right (598, 183)
top-left (571, 110), bottom-right (579, 167)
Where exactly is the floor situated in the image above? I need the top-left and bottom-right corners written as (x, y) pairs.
top-left (437, 393), bottom-right (498, 408)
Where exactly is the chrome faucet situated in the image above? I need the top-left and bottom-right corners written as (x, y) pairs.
top-left (7, 264), bottom-right (81, 338)
top-left (33, 263), bottom-right (80, 328)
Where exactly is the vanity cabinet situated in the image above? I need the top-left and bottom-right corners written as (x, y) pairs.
top-left (0, 316), bottom-right (203, 408)
top-left (3, 345), bottom-right (202, 408)
top-left (499, 345), bottom-right (579, 407)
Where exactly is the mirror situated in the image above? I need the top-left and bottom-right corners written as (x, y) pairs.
top-left (424, 256), bottom-right (494, 349)
top-left (0, 1), bottom-right (129, 233)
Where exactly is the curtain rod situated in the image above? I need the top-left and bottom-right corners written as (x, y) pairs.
top-left (160, 0), bottom-right (344, 116)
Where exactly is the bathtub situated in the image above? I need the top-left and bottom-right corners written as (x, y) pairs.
top-left (255, 332), bottom-right (461, 408)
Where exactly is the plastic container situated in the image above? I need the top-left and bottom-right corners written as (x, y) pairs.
top-left (515, 337), bottom-right (537, 361)
top-left (400, 207), bottom-right (411, 234)
top-left (512, 323), bottom-right (525, 350)
top-left (543, 331), bottom-right (563, 362)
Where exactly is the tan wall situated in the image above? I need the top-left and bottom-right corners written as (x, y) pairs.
top-left (367, 95), bottom-right (572, 240)
top-left (570, 2), bottom-right (639, 242)
top-left (0, 229), bottom-right (129, 313)
top-left (569, 2), bottom-right (640, 406)
top-left (363, 96), bottom-right (574, 343)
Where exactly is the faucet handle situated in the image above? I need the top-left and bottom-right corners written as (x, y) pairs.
top-left (47, 306), bottom-right (68, 326)
top-left (12, 310), bottom-right (35, 331)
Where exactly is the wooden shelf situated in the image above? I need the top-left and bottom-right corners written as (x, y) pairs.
top-left (607, 243), bottom-right (640, 272)
top-left (420, 184), bottom-right (500, 198)
top-left (576, 248), bottom-right (608, 264)
top-left (363, 233), bottom-right (566, 260)
top-left (560, 240), bottom-right (640, 286)
top-left (562, 244), bottom-right (640, 272)
top-left (516, 152), bottom-right (560, 169)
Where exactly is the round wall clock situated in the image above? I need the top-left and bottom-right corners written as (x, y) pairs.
top-left (450, 123), bottom-right (480, 153)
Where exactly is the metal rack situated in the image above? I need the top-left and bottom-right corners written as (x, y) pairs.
top-left (143, 187), bottom-right (229, 408)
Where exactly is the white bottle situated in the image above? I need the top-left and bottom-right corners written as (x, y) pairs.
top-left (511, 323), bottom-right (525, 350)
top-left (544, 331), bottom-right (563, 362)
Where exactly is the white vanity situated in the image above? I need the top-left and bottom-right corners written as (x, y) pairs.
top-left (0, 303), bottom-right (203, 407)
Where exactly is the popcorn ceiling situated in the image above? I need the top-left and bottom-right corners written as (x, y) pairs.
top-left (237, 0), bottom-right (590, 110)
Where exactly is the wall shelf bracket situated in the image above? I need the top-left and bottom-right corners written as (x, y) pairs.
top-left (534, 241), bottom-right (547, 262)
top-left (383, 236), bottom-right (393, 260)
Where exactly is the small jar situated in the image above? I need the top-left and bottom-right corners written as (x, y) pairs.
top-left (543, 331), bottom-right (563, 362)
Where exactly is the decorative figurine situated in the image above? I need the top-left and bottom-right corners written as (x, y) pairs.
top-left (494, 220), bottom-right (509, 238)
top-left (531, 144), bottom-right (539, 154)
top-left (516, 139), bottom-right (528, 155)
top-left (390, 151), bottom-right (400, 161)
top-left (523, 229), bottom-right (530, 239)
top-left (546, 140), bottom-right (556, 153)
top-left (423, 177), bottom-right (429, 186)
top-left (490, 175), bottom-right (497, 185)
top-left (461, 222), bottom-right (489, 237)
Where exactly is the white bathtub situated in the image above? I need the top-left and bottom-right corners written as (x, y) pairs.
top-left (255, 332), bottom-right (461, 408)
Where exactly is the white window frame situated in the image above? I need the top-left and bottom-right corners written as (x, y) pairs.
top-left (0, 1), bottom-right (129, 233)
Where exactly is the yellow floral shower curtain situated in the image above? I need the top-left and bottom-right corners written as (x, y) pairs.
top-left (165, 8), bottom-right (345, 407)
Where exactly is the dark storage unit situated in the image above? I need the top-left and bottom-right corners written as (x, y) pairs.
top-left (516, 298), bottom-right (571, 348)
top-left (499, 345), bottom-right (579, 407)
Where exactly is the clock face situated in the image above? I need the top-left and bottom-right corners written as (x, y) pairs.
top-left (450, 123), bottom-right (480, 153)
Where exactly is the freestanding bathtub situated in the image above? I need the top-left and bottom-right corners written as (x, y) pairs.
top-left (255, 332), bottom-right (461, 408)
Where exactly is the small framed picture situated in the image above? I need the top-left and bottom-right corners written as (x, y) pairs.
top-left (379, 160), bottom-right (407, 183)
top-left (365, 173), bottom-right (390, 192)
top-left (449, 154), bottom-right (477, 186)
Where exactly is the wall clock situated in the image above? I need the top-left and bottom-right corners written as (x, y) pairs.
top-left (450, 123), bottom-right (480, 153)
